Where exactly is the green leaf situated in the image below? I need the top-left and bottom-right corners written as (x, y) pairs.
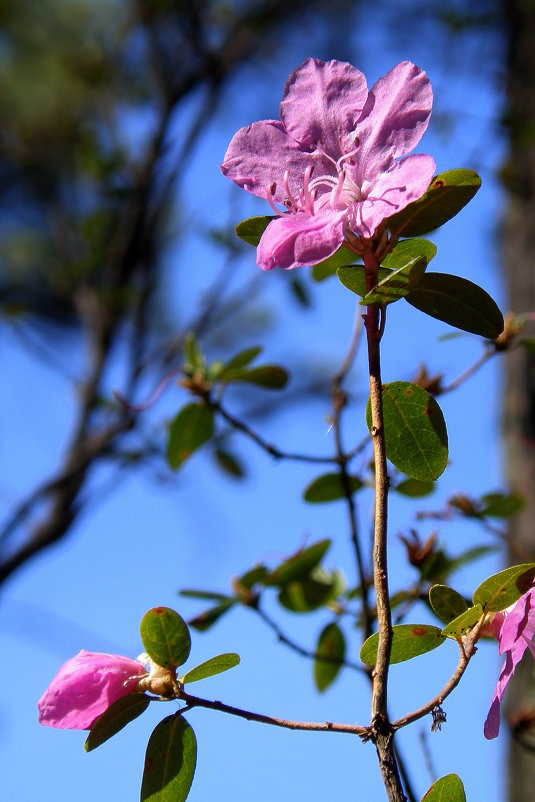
top-left (429, 585), bottom-right (468, 624)
top-left (387, 169), bottom-right (481, 237)
top-left (382, 238), bottom-right (437, 268)
top-left (441, 604), bottom-right (483, 637)
top-left (422, 774), bottom-right (466, 802)
top-left (366, 382), bottom-right (448, 481)
top-left (183, 333), bottom-right (204, 374)
top-left (235, 215), bottom-right (275, 246)
top-left (479, 492), bottom-right (525, 518)
top-left (235, 565), bottom-right (269, 590)
top-left (85, 694), bottom-right (150, 752)
top-left (219, 346), bottom-right (262, 377)
top-left (141, 714), bottom-right (196, 802)
top-left (264, 539), bottom-right (331, 586)
top-left (140, 607), bottom-right (191, 669)
top-left (187, 600), bottom-right (236, 632)
top-left (180, 590), bottom-right (232, 602)
top-left (360, 624), bottom-right (447, 666)
top-left (226, 365), bottom-right (288, 389)
top-left (180, 653), bottom-right (240, 684)
top-left (361, 256), bottom-right (427, 306)
top-left (312, 245), bottom-right (359, 281)
top-left (278, 569), bottom-right (342, 613)
top-left (472, 563), bottom-right (535, 612)
top-left (405, 273), bottom-right (504, 338)
top-left (314, 623), bottom-right (346, 692)
top-left (337, 264), bottom-right (391, 297)
top-left (214, 447), bottom-right (245, 478)
top-left (394, 477), bottom-right (435, 497)
top-left (303, 472), bottom-right (363, 503)
top-left (167, 403), bottom-right (214, 470)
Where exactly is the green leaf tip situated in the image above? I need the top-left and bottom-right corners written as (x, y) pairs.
top-left (472, 563), bottom-right (535, 612)
top-left (421, 773), bottom-right (466, 802)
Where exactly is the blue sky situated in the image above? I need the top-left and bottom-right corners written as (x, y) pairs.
top-left (0, 8), bottom-right (512, 801)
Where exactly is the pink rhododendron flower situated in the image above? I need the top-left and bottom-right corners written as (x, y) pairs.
top-left (38, 650), bottom-right (147, 730)
top-left (221, 58), bottom-right (435, 270)
top-left (484, 589), bottom-right (535, 739)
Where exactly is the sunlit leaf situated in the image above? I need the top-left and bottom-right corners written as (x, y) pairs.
top-left (422, 773), bottom-right (466, 802)
top-left (405, 273), bottom-right (504, 338)
top-left (187, 600), bottom-right (236, 632)
top-left (472, 563), bottom-right (535, 612)
top-left (167, 404), bottom-right (214, 470)
top-left (226, 365), bottom-right (288, 389)
top-left (235, 565), bottom-right (269, 590)
top-left (141, 714), bottom-right (196, 802)
top-left (219, 346), bottom-right (262, 377)
top-left (387, 169), bottom-right (481, 237)
top-left (140, 607), bottom-right (191, 669)
top-left (85, 694), bottom-right (150, 752)
top-left (235, 215), bottom-right (275, 246)
top-left (360, 624), bottom-right (446, 666)
top-left (429, 584), bottom-right (468, 624)
top-left (394, 477), bottom-right (435, 498)
top-left (381, 238), bottom-right (437, 268)
top-left (183, 333), bottom-right (204, 374)
top-left (303, 472), bottom-right (363, 503)
top-left (312, 245), bottom-right (359, 281)
top-left (366, 382), bottom-right (448, 481)
top-left (361, 256), bottom-right (427, 305)
top-left (441, 604), bottom-right (483, 637)
top-left (314, 623), bottom-right (346, 692)
top-left (337, 264), bottom-right (391, 297)
top-left (264, 539), bottom-right (331, 586)
top-left (180, 653), bottom-right (240, 684)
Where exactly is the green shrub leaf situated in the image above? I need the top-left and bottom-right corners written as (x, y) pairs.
top-left (85, 694), bottom-right (150, 752)
top-left (180, 653), bottom-right (240, 684)
top-left (472, 563), bottom-right (535, 612)
top-left (422, 773), bottom-right (466, 802)
top-left (235, 215), bottom-right (275, 246)
top-left (141, 714), bottom-right (196, 802)
top-left (140, 607), bottom-right (191, 669)
top-left (441, 604), bottom-right (483, 637)
top-left (303, 473), bottom-right (363, 503)
top-left (429, 585), bottom-right (468, 624)
top-left (360, 624), bottom-right (446, 665)
top-left (314, 623), bottom-right (346, 692)
top-left (167, 404), bottom-right (214, 470)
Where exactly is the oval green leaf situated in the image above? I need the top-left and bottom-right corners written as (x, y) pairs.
top-left (314, 622), bottom-right (346, 692)
top-left (405, 273), bottom-right (504, 339)
top-left (235, 215), bottom-right (275, 246)
top-left (303, 472), bottom-right (363, 503)
top-left (220, 346), bottom-right (262, 377)
top-left (429, 584), bottom-right (468, 624)
top-left (472, 563), bottom-right (535, 612)
top-left (366, 382), bottom-right (448, 481)
top-left (140, 607), bottom-right (191, 669)
top-left (264, 539), bottom-right (331, 587)
top-left (441, 604), bottom-right (483, 637)
top-left (479, 492), bottom-right (525, 518)
top-left (141, 714), bottom-right (196, 802)
top-left (361, 256), bottom-right (427, 306)
top-left (312, 245), bottom-right (359, 281)
top-left (382, 238), bottom-right (437, 268)
top-left (167, 403), bottom-right (214, 470)
top-left (85, 693), bottom-right (150, 752)
top-left (360, 624), bottom-right (446, 666)
top-left (422, 773), bottom-right (466, 802)
top-left (394, 477), bottom-right (435, 498)
top-left (337, 264), bottom-right (391, 297)
top-left (387, 168), bottom-right (481, 237)
top-left (180, 653), bottom-right (240, 685)
top-left (227, 365), bottom-right (288, 389)
top-left (187, 600), bottom-right (236, 632)
top-left (278, 569), bottom-right (343, 613)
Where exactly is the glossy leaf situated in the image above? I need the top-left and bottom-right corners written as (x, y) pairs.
top-left (141, 714), bottom-right (196, 802)
top-left (312, 245), bottom-right (359, 281)
top-left (382, 238), bottom-right (437, 268)
top-left (314, 623), bottom-right (346, 692)
top-left (303, 472), bottom-right (363, 503)
top-left (366, 382), bottom-right (448, 481)
top-left (394, 477), bottom-right (435, 498)
top-left (360, 624), bottom-right (446, 666)
top-left (180, 653), bottom-right (240, 685)
top-left (187, 600), bottom-right (236, 632)
top-left (405, 273), bottom-right (504, 339)
top-left (387, 168), bottom-right (481, 237)
top-left (219, 346), bottom-right (262, 378)
top-left (337, 264), bottom-right (391, 297)
top-left (278, 569), bottom-right (343, 613)
top-left (85, 694), bottom-right (150, 752)
top-left (429, 585), bottom-right (468, 624)
top-left (441, 604), bottom-right (483, 637)
top-left (235, 215), bottom-right (275, 246)
top-left (422, 774), bottom-right (466, 802)
top-left (361, 256), bottom-right (427, 306)
top-left (264, 539), bottom-right (331, 586)
top-left (167, 404), bottom-right (214, 470)
top-left (140, 607), bottom-right (191, 669)
top-left (472, 563), bottom-right (535, 612)
top-left (227, 365), bottom-right (288, 389)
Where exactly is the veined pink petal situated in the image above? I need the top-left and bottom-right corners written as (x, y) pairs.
top-left (484, 652), bottom-right (515, 739)
top-left (280, 58), bottom-right (368, 157)
top-left (38, 650), bottom-right (147, 730)
top-left (257, 209), bottom-right (346, 271)
top-left (355, 61), bottom-right (433, 183)
top-left (353, 154), bottom-right (435, 238)
top-left (498, 591), bottom-right (535, 656)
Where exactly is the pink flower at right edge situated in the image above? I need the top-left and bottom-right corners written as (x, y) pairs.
top-left (221, 58), bottom-right (435, 270)
top-left (484, 588), bottom-right (535, 739)
top-left (38, 649), bottom-right (148, 730)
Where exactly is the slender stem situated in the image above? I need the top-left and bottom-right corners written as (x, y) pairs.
top-left (441, 347), bottom-right (494, 394)
top-left (362, 244), bottom-right (404, 802)
top-left (179, 689), bottom-right (367, 737)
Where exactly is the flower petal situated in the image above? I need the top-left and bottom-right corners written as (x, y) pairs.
top-left (38, 650), bottom-right (147, 730)
top-left (353, 153), bottom-right (435, 238)
top-left (356, 62), bottom-right (433, 183)
top-left (257, 209), bottom-right (346, 270)
top-left (280, 58), bottom-right (368, 158)
top-left (484, 651), bottom-right (515, 739)
top-left (499, 590), bottom-right (535, 657)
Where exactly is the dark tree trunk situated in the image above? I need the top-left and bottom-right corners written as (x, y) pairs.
top-left (502, 1), bottom-right (535, 798)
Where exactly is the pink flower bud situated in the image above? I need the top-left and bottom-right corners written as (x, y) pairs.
top-left (38, 650), bottom-right (147, 730)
